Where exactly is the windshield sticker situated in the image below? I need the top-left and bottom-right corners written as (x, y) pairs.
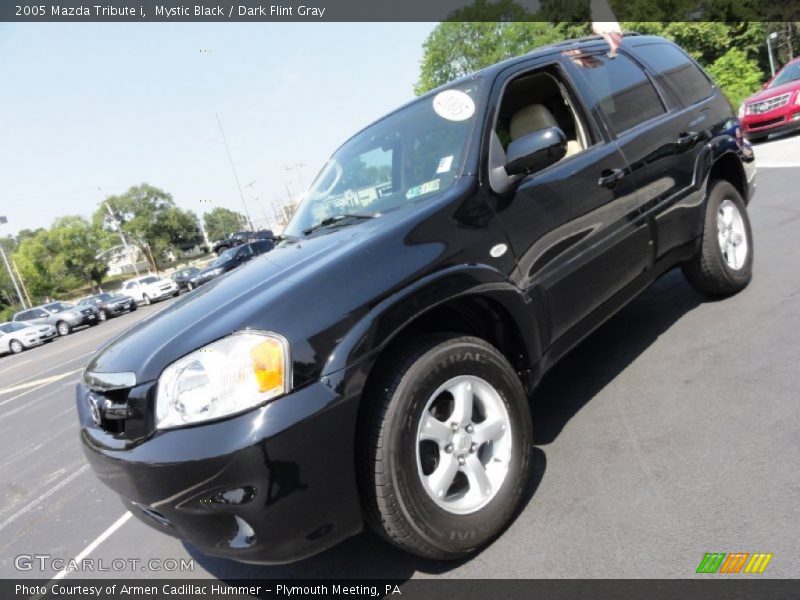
top-left (433, 90), bottom-right (475, 121)
top-left (406, 178), bottom-right (440, 199)
top-left (436, 155), bottom-right (454, 174)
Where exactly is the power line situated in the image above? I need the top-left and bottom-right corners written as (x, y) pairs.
top-left (215, 112), bottom-right (255, 231)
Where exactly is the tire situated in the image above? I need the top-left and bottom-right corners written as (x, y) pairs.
top-left (130, 304), bottom-right (138, 312)
top-left (142, 294), bottom-right (151, 306)
top-left (359, 334), bottom-right (532, 560)
top-left (56, 321), bottom-right (71, 336)
top-left (172, 291), bottom-right (179, 297)
top-left (187, 283), bottom-right (194, 291)
top-left (98, 310), bottom-right (108, 322)
top-left (9, 339), bottom-right (24, 354)
top-left (682, 180), bottom-right (753, 297)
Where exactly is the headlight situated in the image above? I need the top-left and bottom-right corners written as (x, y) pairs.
top-left (156, 331), bottom-right (290, 429)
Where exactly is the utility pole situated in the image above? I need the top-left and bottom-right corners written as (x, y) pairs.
top-left (100, 188), bottom-right (140, 277)
top-left (0, 216), bottom-right (27, 309)
top-left (11, 258), bottom-right (32, 307)
top-left (215, 112), bottom-right (255, 231)
top-left (286, 161), bottom-right (306, 194)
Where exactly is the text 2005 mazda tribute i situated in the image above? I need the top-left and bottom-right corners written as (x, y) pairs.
top-left (78, 36), bottom-right (756, 563)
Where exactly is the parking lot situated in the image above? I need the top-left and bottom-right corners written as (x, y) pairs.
top-left (1, 135), bottom-right (799, 581)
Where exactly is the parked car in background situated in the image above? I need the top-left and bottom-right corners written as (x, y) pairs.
top-left (739, 56), bottom-right (800, 142)
top-left (77, 36), bottom-right (755, 565)
top-left (211, 229), bottom-right (274, 254)
top-left (170, 267), bottom-right (201, 291)
top-left (13, 301), bottom-right (99, 336)
top-left (120, 275), bottom-right (179, 305)
top-left (190, 240), bottom-right (274, 287)
top-left (0, 321), bottom-right (57, 354)
top-left (78, 292), bottom-right (138, 321)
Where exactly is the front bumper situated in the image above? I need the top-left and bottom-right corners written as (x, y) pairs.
top-left (77, 370), bottom-right (364, 564)
top-left (107, 301), bottom-right (136, 315)
top-left (67, 312), bottom-right (98, 327)
top-left (742, 108), bottom-right (800, 137)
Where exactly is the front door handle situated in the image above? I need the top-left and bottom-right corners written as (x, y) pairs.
top-left (598, 168), bottom-right (625, 189)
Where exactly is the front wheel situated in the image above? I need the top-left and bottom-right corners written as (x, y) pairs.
top-left (682, 180), bottom-right (753, 297)
top-left (98, 310), bottom-right (108, 322)
top-left (142, 294), bottom-right (151, 306)
top-left (360, 335), bottom-right (532, 560)
top-left (56, 321), bottom-right (71, 336)
top-left (9, 339), bottom-right (24, 354)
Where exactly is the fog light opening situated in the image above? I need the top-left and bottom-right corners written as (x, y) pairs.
top-left (230, 515), bottom-right (256, 549)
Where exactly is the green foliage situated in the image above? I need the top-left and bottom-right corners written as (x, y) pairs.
top-left (13, 216), bottom-right (108, 302)
top-left (95, 183), bottom-right (202, 272)
top-left (707, 48), bottom-right (765, 108)
top-left (203, 207), bottom-right (247, 240)
top-left (415, 15), bottom-right (773, 113)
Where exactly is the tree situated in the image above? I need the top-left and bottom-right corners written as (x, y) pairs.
top-left (13, 216), bottom-right (108, 301)
top-left (203, 207), bottom-right (246, 241)
top-left (95, 184), bottom-right (202, 272)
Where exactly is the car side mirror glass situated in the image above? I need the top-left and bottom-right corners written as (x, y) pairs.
top-left (505, 127), bottom-right (567, 176)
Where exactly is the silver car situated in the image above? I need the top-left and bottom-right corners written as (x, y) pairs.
top-left (0, 321), bottom-right (57, 354)
top-left (13, 301), bottom-right (100, 336)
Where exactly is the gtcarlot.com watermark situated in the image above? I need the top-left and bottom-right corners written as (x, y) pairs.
top-left (15, 554), bottom-right (194, 573)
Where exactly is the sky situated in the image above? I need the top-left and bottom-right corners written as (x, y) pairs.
top-left (0, 22), bottom-right (436, 236)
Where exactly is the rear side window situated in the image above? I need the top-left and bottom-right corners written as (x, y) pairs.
top-left (568, 52), bottom-right (665, 135)
top-left (634, 43), bottom-right (713, 106)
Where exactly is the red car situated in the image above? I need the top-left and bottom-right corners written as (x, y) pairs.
top-left (739, 57), bottom-right (800, 142)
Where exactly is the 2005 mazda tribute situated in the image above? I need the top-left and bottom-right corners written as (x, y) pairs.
top-left (78, 35), bottom-right (756, 563)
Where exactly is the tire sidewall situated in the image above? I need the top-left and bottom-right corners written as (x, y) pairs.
top-left (705, 181), bottom-right (753, 287)
top-left (385, 340), bottom-right (531, 555)
top-left (10, 340), bottom-right (23, 354)
top-left (57, 321), bottom-right (70, 336)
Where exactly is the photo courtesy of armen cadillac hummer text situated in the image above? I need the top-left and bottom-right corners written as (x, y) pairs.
top-left (77, 34), bottom-right (756, 564)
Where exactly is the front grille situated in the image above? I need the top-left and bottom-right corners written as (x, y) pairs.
top-left (84, 382), bottom-right (155, 444)
top-left (750, 116), bottom-right (785, 129)
top-left (748, 93), bottom-right (790, 115)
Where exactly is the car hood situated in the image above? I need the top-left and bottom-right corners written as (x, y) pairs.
top-left (746, 81), bottom-right (800, 104)
top-left (85, 218), bottom-right (395, 386)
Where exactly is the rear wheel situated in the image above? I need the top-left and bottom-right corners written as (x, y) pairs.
top-left (98, 310), bottom-right (108, 322)
top-left (56, 321), bottom-right (71, 336)
top-left (9, 339), bottom-right (24, 354)
top-left (682, 180), bottom-right (753, 296)
top-left (360, 334), bottom-right (532, 560)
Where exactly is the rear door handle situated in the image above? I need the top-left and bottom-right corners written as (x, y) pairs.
top-left (677, 131), bottom-right (699, 146)
top-left (598, 168), bottom-right (625, 189)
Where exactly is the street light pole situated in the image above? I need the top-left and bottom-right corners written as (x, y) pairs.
top-left (767, 31), bottom-right (779, 77)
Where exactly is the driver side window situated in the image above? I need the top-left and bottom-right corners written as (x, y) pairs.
top-left (489, 66), bottom-right (593, 193)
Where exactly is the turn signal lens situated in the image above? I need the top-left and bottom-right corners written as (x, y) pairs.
top-left (250, 338), bottom-right (285, 394)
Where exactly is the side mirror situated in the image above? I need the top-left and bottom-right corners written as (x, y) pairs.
top-left (762, 82), bottom-right (769, 90)
top-left (505, 127), bottom-right (567, 176)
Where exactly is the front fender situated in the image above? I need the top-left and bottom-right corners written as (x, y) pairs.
top-left (321, 263), bottom-right (540, 379)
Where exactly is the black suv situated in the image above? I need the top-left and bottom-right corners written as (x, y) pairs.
top-left (189, 240), bottom-right (275, 288)
top-left (77, 36), bottom-right (755, 564)
top-left (211, 229), bottom-right (274, 254)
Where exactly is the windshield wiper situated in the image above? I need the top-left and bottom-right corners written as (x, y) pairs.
top-left (302, 213), bottom-right (376, 236)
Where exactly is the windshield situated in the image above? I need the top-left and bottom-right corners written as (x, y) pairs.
top-left (139, 276), bottom-right (159, 284)
top-left (0, 322), bottom-right (27, 333)
top-left (45, 302), bottom-right (73, 313)
top-left (284, 81), bottom-right (481, 237)
top-left (769, 62), bottom-right (800, 88)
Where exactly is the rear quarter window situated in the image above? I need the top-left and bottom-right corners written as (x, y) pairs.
top-left (569, 52), bottom-right (665, 135)
top-left (633, 43), bottom-right (714, 106)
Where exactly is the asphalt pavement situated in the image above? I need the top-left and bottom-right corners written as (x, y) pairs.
top-left (1, 136), bottom-right (799, 581)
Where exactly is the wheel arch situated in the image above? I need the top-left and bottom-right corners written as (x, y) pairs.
top-left (323, 264), bottom-right (542, 396)
top-left (708, 150), bottom-right (748, 204)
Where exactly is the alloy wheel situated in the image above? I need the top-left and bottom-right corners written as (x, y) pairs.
top-left (717, 199), bottom-right (748, 270)
top-left (416, 375), bottom-right (512, 515)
